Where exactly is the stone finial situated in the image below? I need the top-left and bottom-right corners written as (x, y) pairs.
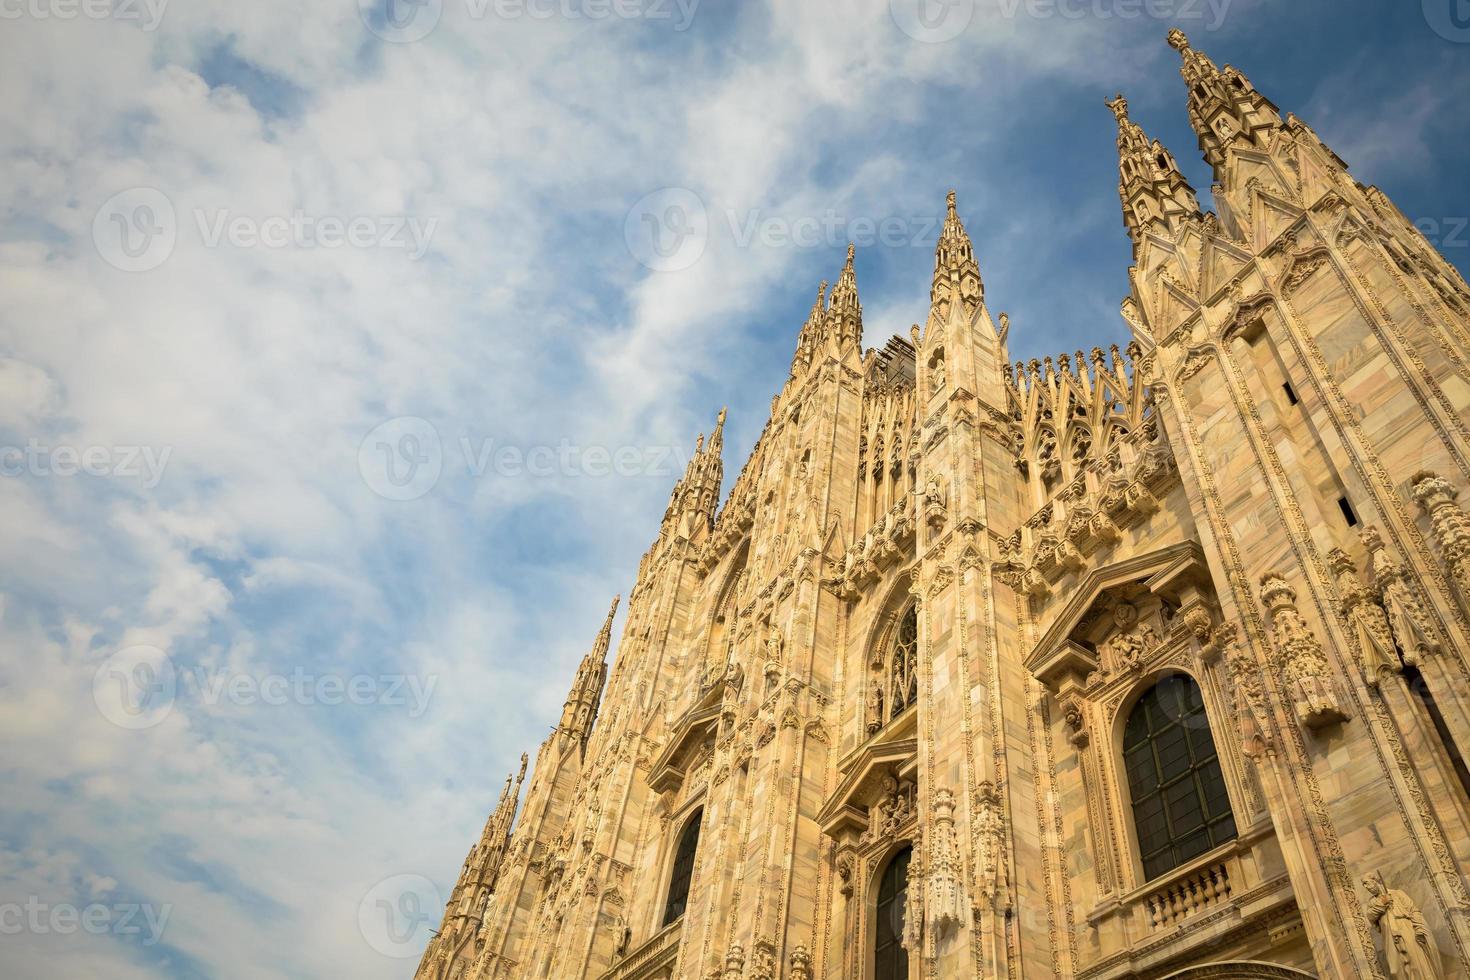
top-left (1106, 92), bottom-right (1129, 120)
top-left (1167, 27), bottom-right (1190, 51)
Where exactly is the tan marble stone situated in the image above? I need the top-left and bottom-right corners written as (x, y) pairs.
top-left (412, 30), bottom-right (1470, 980)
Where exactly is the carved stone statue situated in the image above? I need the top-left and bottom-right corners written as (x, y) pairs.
top-left (1364, 871), bottom-right (1441, 979)
top-left (867, 678), bottom-right (885, 733)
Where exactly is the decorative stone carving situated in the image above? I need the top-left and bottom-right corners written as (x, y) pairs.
top-left (972, 781), bottom-right (1008, 909)
top-left (902, 842), bottom-right (924, 956)
top-left (1328, 547), bottom-right (1399, 686)
top-left (923, 788), bottom-right (968, 953)
top-left (722, 942), bottom-right (745, 980)
top-left (1412, 471), bottom-right (1470, 606)
top-left (789, 944), bottom-right (813, 980)
top-left (836, 853), bottom-right (854, 897)
top-left (861, 774), bottom-right (916, 847)
top-left (1103, 601), bottom-right (1159, 675)
top-left (1364, 871), bottom-right (1442, 979)
top-left (1217, 631), bottom-right (1275, 764)
top-left (749, 939), bottom-right (776, 980)
top-left (1363, 525), bottom-right (1440, 666)
top-left (919, 476), bottom-right (948, 532)
top-left (1259, 573), bottom-right (1347, 730)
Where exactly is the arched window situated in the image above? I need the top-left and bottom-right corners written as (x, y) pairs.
top-left (1122, 675), bottom-right (1236, 880)
top-left (874, 846), bottom-right (911, 980)
top-left (889, 608), bottom-right (918, 720)
top-left (661, 809), bottom-right (702, 926)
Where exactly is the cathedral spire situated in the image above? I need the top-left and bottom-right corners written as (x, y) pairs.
top-left (791, 280), bottom-right (829, 376)
top-left (559, 595), bottom-right (621, 750)
top-left (826, 244), bottom-right (863, 351)
top-left (1107, 94), bottom-right (1201, 253)
top-left (1166, 28), bottom-right (1283, 178)
top-left (930, 189), bottom-right (983, 315)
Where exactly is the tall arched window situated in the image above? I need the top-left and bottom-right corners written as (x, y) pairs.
top-left (661, 809), bottom-right (703, 926)
top-left (890, 608), bottom-right (918, 717)
top-left (1122, 675), bottom-right (1236, 880)
top-left (869, 606), bottom-right (920, 734)
top-left (874, 846), bottom-right (911, 980)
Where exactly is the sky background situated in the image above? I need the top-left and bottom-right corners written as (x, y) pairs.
top-left (1, 0), bottom-right (1469, 977)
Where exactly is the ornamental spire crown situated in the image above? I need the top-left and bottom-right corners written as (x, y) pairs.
top-left (1106, 93), bottom-right (1200, 253)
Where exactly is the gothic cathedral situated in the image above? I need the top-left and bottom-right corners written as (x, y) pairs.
top-left (414, 30), bottom-right (1470, 980)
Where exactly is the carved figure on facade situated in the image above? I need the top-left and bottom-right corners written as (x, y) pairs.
top-left (1328, 547), bottom-right (1400, 686)
top-left (1259, 572), bottom-right (1348, 730)
top-left (1363, 525), bottom-right (1441, 667)
top-left (1103, 601), bottom-right (1159, 675)
top-left (862, 773), bottom-right (917, 847)
top-left (1364, 871), bottom-right (1442, 980)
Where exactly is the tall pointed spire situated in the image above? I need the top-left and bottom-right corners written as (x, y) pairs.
top-left (559, 595), bottom-right (621, 750)
top-left (1166, 28), bottom-right (1283, 178)
top-left (592, 594), bottom-right (620, 661)
top-left (791, 281), bottom-right (828, 377)
top-left (826, 244), bottom-right (863, 350)
top-left (1107, 93), bottom-right (1201, 253)
top-left (931, 190), bottom-right (983, 315)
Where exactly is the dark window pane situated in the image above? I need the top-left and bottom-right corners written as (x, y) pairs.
top-left (662, 810), bottom-right (703, 926)
top-left (1122, 676), bottom-right (1238, 881)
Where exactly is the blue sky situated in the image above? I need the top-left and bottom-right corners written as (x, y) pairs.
top-left (1, 0), bottom-right (1468, 977)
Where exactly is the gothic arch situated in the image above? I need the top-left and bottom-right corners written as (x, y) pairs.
top-left (863, 572), bottom-right (919, 736)
top-left (1158, 963), bottom-right (1316, 979)
top-left (656, 804), bottom-right (705, 930)
top-left (866, 840), bottom-right (914, 980)
top-left (703, 540), bottom-right (749, 680)
top-left (1113, 671), bottom-right (1239, 883)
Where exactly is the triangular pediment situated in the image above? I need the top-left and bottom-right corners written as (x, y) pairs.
top-left (818, 721), bottom-right (919, 837)
top-left (1025, 541), bottom-right (1206, 688)
top-left (1200, 235), bottom-right (1254, 301)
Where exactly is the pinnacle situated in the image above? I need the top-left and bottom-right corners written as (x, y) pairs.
top-left (830, 243), bottom-right (860, 313)
top-left (1167, 27), bottom-right (1189, 52)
